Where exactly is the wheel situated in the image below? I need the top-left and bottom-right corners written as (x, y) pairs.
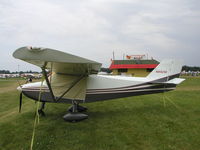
top-left (63, 112), bottom-right (88, 122)
top-left (38, 109), bottom-right (45, 116)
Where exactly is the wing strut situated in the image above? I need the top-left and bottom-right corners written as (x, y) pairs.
top-left (41, 63), bottom-right (56, 102)
top-left (56, 75), bottom-right (85, 102)
top-left (41, 62), bottom-right (86, 102)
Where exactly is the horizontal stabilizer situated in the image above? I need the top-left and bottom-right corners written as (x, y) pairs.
top-left (165, 78), bottom-right (185, 85)
top-left (148, 78), bottom-right (185, 85)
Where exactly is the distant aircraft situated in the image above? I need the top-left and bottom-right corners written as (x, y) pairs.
top-left (13, 47), bottom-right (185, 122)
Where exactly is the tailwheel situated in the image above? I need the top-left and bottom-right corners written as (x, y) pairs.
top-left (63, 101), bottom-right (88, 122)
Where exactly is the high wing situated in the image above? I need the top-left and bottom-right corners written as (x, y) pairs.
top-left (13, 46), bottom-right (102, 101)
top-left (13, 46), bottom-right (101, 75)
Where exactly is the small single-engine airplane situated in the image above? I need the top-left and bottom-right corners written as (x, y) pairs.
top-left (13, 47), bottom-right (185, 122)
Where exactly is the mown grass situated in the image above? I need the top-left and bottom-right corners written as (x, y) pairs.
top-left (0, 77), bottom-right (200, 150)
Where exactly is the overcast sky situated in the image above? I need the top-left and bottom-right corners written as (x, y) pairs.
top-left (0, 0), bottom-right (199, 71)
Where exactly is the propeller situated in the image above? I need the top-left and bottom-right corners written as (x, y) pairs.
top-left (19, 91), bottom-right (23, 113)
top-left (17, 78), bottom-right (23, 113)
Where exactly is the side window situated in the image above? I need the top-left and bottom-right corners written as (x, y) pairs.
top-left (147, 68), bottom-right (154, 72)
top-left (118, 69), bottom-right (128, 72)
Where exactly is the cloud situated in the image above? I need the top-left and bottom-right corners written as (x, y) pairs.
top-left (0, 0), bottom-right (199, 71)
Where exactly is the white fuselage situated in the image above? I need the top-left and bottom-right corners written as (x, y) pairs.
top-left (18, 74), bottom-right (176, 103)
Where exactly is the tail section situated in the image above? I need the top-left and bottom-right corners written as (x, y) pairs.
top-left (147, 59), bottom-right (183, 82)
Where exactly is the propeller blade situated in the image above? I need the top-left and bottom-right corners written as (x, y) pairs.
top-left (19, 92), bottom-right (23, 113)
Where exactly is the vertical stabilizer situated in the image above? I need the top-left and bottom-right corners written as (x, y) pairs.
top-left (147, 59), bottom-right (183, 81)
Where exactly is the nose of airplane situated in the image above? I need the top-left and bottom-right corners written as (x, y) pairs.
top-left (17, 86), bottom-right (22, 92)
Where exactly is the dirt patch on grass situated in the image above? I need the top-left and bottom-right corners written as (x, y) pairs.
top-left (0, 102), bottom-right (33, 123)
top-left (0, 80), bottom-right (27, 94)
top-left (0, 82), bottom-right (18, 93)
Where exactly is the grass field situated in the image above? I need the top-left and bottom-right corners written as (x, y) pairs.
top-left (0, 77), bottom-right (200, 150)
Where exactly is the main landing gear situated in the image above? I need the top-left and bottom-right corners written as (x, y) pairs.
top-left (37, 101), bottom-right (88, 122)
top-left (38, 102), bottom-right (45, 116)
top-left (63, 101), bottom-right (88, 122)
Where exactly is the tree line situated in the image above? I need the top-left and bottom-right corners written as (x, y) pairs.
top-left (0, 70), bottom-right (40, 74)
top-left (182, 66), bottom-right (200, 72)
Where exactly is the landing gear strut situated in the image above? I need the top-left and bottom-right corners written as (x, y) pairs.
top-left (38, 102), bottom-right (45, 116)
top-left (68, 103), bottom-right (88, 112)
top-left (63, 101), bottom-right (88, 122)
